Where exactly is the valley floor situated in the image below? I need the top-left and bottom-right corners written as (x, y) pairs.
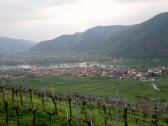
top-left (26, 75), bottom-right (168, 102)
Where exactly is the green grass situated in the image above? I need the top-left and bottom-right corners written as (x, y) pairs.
top-left (1, 74), bottom-right (168, 126)
top-left (0, 91), bottom-right (167, 126)
top-left (24, 75), bottom-right (168, 102)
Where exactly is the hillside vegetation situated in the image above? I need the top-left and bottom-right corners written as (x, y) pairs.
top-left (30, 12), bottom-right (168, 59)
top-left (0, 37), bottom-right (35, 55)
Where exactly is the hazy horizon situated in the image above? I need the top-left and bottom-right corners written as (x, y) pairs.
top-left (0, 0), bottom-right (168, 42)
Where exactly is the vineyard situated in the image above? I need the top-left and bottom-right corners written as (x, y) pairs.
top-left (0, 78), bottom-right (168, 126)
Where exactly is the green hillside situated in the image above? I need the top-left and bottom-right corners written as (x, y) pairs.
top-left (0, 37), bottom-right (35, 54)
top-left (29, 12), bottom-right (168, 59)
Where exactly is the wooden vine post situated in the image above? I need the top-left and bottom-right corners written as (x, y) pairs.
top-left (15, 85), bottom-right (19, 105)
top-left (19, 85), bottom-right (23, 106)
top-left (103, 103), bottom-right (107, 126)
top-left (152, 97), bottom-right (160, 126)
top-left (123, 96), bottom-right (128, 126)
top-left (152, 107), bottom-right (158, 126)
top-left (143, 105), bottom-right (147, 123)
top-left (41, 89), bottom-right (46, 111)
top-left (16, 104), bottom-right (20, 126)
top-left (31, 108), bottom-right (38, 126)
top-left (89, 111), bottom-right (93, 126)
top-left (82, 96), bottom-right (88, 120)
top-left (66, 108), bottom-right (71, 126)
top-left (4, 91), bottom-right (9, 126)
top-left (76, 94), bottom-right (80, 126)
top-left (157, 97), bottom-right (160, 116)
top-left (49, 91), bottom-right (58, 115)
top-left (115, 82), bottom-right (119, 126)
top-left (0, 84), bottom-right (5, 101)
top-left (11, 87), bottom-right (15, 106)
top-left (46, 106), bottom-right (57, 126)
top-left (69, 95), bottom-right (73, 119)
top-left (29, 87), bottom-right (33, 108)
top-left (25, 80), bottom-right (29, 107)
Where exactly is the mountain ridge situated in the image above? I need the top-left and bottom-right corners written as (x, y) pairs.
top-left (0, 36), bottom-right (35, 55)
top-left (29, 12), bottom-right (168, 59)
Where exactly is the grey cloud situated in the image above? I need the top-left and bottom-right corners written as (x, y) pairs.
top-left (112, 0), bottom-right (159, 3)
top-left (0, 0), bottom-right (78, 22)
top-left (0, 0), bottom-right (167, 41)
top-left (0, 0), bottom-right (78, 7)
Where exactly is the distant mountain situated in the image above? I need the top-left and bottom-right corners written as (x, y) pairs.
top-left (104, 12), bottom-right (168, 58)
top-left (30, 25), bottom-right (130, 53)
top-left (0, 37), bottom-right (35, 55)
top-left (30, 12), bottom-right (168, 59)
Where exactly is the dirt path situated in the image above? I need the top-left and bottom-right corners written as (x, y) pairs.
top-left (151, 83), bottom-right (160, 91)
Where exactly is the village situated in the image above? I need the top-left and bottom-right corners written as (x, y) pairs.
top-left (29, 64), bottom-right (168, 81)
top-left (0, 63), bottom-right (168, 82)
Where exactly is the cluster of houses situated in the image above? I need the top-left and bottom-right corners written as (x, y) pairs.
top-left (1, 63), bottom-right (167, 81)
top-left (136, 67), bottom-right (167, 81)
top-left (30, 65), bottom-right (168, 81)
top-left (35, 66), bottom-right (98, 77)
top-left (0, 74), bottom-right (14, 80)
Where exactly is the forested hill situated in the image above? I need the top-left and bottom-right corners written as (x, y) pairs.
top-left (0, 37), bottom-right (35, 54)
top-left (30, 12), bottom-right (168, 59)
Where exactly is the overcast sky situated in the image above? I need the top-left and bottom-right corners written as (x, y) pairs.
top-left (0, 0), bottom-right (168, 42)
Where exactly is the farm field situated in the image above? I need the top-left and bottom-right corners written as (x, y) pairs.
top-left (0, 82), bottom-right (168, 126)
top-left (27, 75), bottom-right (168, 102)
top-left (0, 75), bottom-right (168, 126)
